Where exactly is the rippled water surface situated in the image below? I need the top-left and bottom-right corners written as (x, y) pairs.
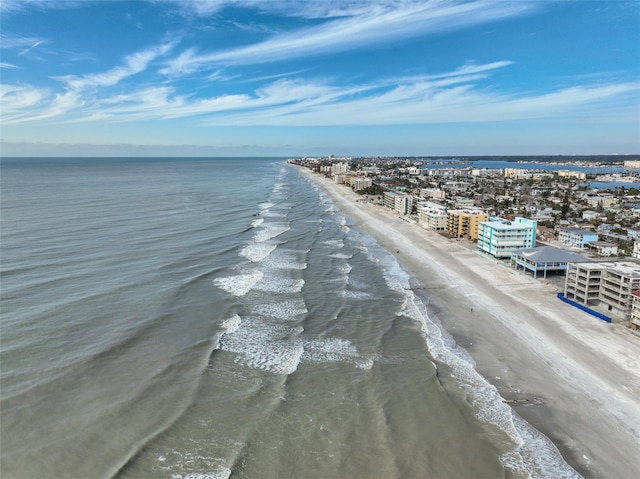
top-left (1, 158), bottom-right (580, 478)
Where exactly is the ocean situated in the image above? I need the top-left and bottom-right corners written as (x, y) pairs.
top-left (0, 157), bottom-right (580, 479)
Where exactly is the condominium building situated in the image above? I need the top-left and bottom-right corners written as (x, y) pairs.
top-left (353, 177), bottom-right (373, 191)
top-left (446, 210), bottom-right (488, 241)
top-left (557, 170), bottom-right (587, 180)
top-left (331, 162), bottom-right (350, 175)
top-left (631, 290), bottom-right (640, 330)
top-left (564, 261), bottom-right (640, 321)
top-left (416, 201), bottom-right (448, 231)
top-left (420, 188), bottom-right (445, 200)
top-left (383, 191), bottom-right (412, 215)
top-left (558, 227), bottom-right (598, 248)
top-left (477, 217), bottom-right (537, 258)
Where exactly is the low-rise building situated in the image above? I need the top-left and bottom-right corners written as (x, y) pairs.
top-left (564, 261), bottom-right (640, 322)
top-left (588, 241), bottom-right (618, 257)
top-left (511, 246), bottom-right (588, 279)
top-left (558, 227), bottom-right (598, 248)
top-left (420, 188), bottom-right (445, 200)
top-left (447, 210), bottom-right (488, 241)
top-left (477, 217), bottom-right (537, 258)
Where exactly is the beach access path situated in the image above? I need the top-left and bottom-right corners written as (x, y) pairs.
top-left (299, 167), bottom-right (640, 479)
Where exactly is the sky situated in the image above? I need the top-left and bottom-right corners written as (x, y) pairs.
top-left (1, 0), bottom-right (639, 157)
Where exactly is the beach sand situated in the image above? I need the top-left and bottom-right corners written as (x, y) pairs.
top-left (298, 166), bottom-right (640, 479)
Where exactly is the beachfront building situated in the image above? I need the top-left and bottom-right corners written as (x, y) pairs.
top-left (587, 241), bottom-right (619, 257)
top-left (631, 291), bottom-right (640, 330)
top-left (416, 201), bottom-right (448, 231)
top-left (420, 188), bottom-right (445, 200)
top-left (447, 210), bottom-right (488, 241)
top-left (352, 177), bottom-right (373, 191)
top-left (558, 227), bottom-right (598, 249)
top-left (384, 191), bottom-right (412, 215)
top-left (511, 245), bottom-right (588, 279)
top-left (564, 261), bottom-right (640, 322)
top-left (331, 162), bottom-right (350, 175)
top-left (477, 217), bottom-right (537, 258)
top-left (633, 241), bottom-right (640, 259)
top-left (333, 173), bottom-right (349, 185)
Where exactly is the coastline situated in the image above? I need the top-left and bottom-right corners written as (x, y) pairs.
top-left (297, 166), bottom-right (640, 479)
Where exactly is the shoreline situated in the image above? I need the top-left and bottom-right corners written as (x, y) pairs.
top-left (297, 166), bottom-right (640, 479)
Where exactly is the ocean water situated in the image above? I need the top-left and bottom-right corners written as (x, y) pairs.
top-left (0, 158), bottom-right (580, 479)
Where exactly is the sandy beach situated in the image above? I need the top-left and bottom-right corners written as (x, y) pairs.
top-left (298, 166), bottom-right (640, 479)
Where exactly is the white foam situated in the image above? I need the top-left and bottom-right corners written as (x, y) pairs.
top-left (171, 468), bottom-right (231, 479)
top-left (261, 210), bottom-right (287, 218)
top-left (213, 271), bottom-right (263, 296)
top-left (254, 276), bottom-right (305, 294)
top-left (341, 290), bottom-right (373, 299)
top-left (302, 338), bottom-right (365, 366)
top-left (337, 263), bottom-right (352, 275)
top-left (219, 317), bottom-right (303, 375)
top-left (258, 201), bottom-right (274, 211)
top-left (252, 299), bottom-right (308, 319)
top-left (322, 239), bottom-right (344, 249)
top-left (328, 253), bottom-right (352, 260)
top-left (253, 223), bottom-right (290, 242)
top-left (251, 217), bottom-right (264, 228)
top-left (262, 249), bottom-right (307, 270)
top-left (239, 242), bottom-right (277, 262)
top-left (220, 314), bottom-right (241, 334)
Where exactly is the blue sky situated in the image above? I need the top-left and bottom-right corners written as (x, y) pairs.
top-left (1, 0), bottom-right (639, 157)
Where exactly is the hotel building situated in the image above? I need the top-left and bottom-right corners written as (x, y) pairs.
top-left (477, 217), bottom-right (537, 258)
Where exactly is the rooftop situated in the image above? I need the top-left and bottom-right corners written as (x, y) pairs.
top-left (512, 245), bottom-right (588, 264)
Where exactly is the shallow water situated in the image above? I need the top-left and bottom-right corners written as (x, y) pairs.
top-left (0, 158), bottom-right (580, 478)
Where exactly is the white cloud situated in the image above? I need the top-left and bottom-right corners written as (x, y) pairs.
top-left (4, 57), bottom-right (638, 129)
top-left (55, 41), bottom-right (177, 91)
top-left (160, 1), bottom-right (532, 74)
top-left (0, 33), bottom-right (45, 50)
top-left (0, 62), bottom-right (20, 69)
top-left (18, 40), bottom-right (43, 56)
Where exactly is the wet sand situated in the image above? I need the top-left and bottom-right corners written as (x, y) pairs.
top-left (299, 167), bottom-right (640, 479)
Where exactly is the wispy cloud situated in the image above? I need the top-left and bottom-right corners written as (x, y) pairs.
top-left (0, 62), bottom-right (20, 69)
top-left (8, 59), bottom-right (636, 129)
top-left (53, 41), bottom-right (178, 91)
top-left (0, 33), bottom-right (46, 50)
top-left (160, 1), bottom-right (533, 75)
top-left (1, 41), bottom-right (178, 124)
top-left (18, 40), bottom-right (43, 56)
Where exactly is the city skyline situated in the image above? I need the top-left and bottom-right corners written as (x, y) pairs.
top-left (1, 0), bottom-right (639, 157)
